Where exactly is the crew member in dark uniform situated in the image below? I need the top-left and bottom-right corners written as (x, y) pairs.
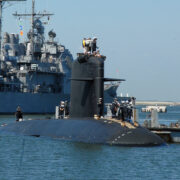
top-left (59, 101), bottom-right (65, 119)
top-left (111, 98), bottom-right (120, 118)
top-left (118, 102), bottom-right (124, 121)
top-left (64, 101), bottom-right (69, 116)
top-left (123, 102), bottom-right (128, 120)
top-left (15, 106), bottom-right (23, 122)
top-left (97, 97), bottom-right (103, 118)
top-left (91, 37), bottom-right (98, 54)
top-left (117, 106), bottom-right (121, 120)
top-left (127, 105), bottom-right (133, 119)
top-left (118, 101), bottom-right (132, 122)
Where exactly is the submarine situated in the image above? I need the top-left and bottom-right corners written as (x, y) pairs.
top-left (0, 51), bottom-right (165, 146)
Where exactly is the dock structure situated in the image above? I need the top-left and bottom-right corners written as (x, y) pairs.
top-left (149, 128), bottom-right (180, 143)
top-left (136, 101), bottom-right (180, 106)
top-left (143, 109), bottom-right (180, 143)
top-left (141, 105), bottom-right (167, 113)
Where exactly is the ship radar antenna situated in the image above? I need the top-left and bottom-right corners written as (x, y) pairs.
top-left (0, 0), bottom-right (26, 59)
top-left (13, 0), bottom-right (54, 61)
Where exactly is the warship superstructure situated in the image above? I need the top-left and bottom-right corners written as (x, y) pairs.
top-left (0, 0), bottom-right (73, 114)
top-left (0, 0), bottom-right (121, 114)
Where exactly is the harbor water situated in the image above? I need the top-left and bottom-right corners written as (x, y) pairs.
top-left (0, 106), bottom-right (180, 180)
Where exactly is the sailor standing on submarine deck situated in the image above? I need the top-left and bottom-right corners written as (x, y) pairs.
top-left (111, 98), bottom-right (120, 118)
top-left (59, 101), bottom-right (65, 119)
top-left (15, 106), bottom-right (23, 122)
top-left (97, 97), bottom-right (103, 118)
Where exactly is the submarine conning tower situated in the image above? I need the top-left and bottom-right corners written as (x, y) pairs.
top-left (70, 53), bottom-right (123, 118)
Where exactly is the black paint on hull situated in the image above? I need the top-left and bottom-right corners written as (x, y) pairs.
top-left (0, 119), bottom-right (164, 146)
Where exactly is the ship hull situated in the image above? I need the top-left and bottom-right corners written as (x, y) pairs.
top-left (0, 118), bottom-right (164, 146)
top-left (0, 92), bottom-right (69, 114)
top-left (0, 91), bottom-right (113, 114)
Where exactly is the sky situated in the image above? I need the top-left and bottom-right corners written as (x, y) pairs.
top-left (2, 0), bottom-right (180, 101)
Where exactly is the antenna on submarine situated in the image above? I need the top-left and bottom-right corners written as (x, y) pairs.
top-left (0, 0), bottom-right (26, 59)
top-left (13, 0), bottom-right (53, 61)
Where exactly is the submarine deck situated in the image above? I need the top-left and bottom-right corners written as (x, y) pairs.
top-left (0, 117), bottom-right (164, 146)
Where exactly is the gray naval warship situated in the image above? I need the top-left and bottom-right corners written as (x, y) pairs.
top-left (0, 48), bottom-right (165, 146)
top-left (0, 0), bottom-right (75, 114)
top-left (0, 0), bottom-right (119, 114)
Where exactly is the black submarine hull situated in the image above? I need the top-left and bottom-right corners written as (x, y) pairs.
top-left (0, 119), bottom-right (164, 146)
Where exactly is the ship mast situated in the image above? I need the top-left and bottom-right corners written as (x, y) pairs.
top-left (13, 0), bottom-right (53, 61)
top-left (0, 0), bottom-right (26, 59)
top-left (31, 0), bottom-right (34, 60)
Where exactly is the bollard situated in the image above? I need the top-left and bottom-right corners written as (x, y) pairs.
top-left (133, 108), bottom-right (139, 123)
top-left (151, 110), bottom-right (159, 128)
top-left (55, 106), bottom-right (59, 119)
top-left (106, 104), bottom-right (112, 117)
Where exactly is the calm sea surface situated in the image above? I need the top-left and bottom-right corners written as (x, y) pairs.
top-left (0, 106), bottom-right (180, 180)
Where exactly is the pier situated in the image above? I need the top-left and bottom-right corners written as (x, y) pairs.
top-left (142, 109), bottom-right (180, 143)
top-left (136, 101), bottom-right (180, 106)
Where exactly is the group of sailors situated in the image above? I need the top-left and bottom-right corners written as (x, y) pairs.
top-left (14, 98), bottom-right (135, 122)
top-left (82, 37), bottom-right (100, 56)
top-left (111, 98), bottom-right (135, 122)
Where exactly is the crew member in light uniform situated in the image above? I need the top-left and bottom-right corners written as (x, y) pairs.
top-left (82, 38), bottom-right (92, 54)
top-left (64, 101), bottom-right (69, 116)
top-left (86, 38), bottom-right (92, 54)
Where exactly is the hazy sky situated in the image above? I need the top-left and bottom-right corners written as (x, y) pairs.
top-left (2, 0), bottom-right (180, 101)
